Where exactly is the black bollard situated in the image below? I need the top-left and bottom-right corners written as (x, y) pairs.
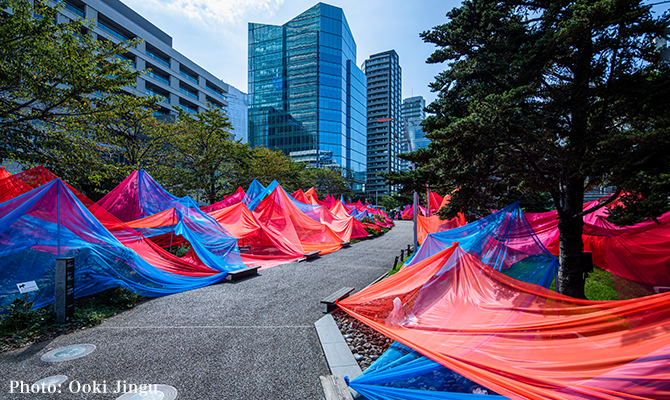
top-left (400, 249), bottom-right (405, 261)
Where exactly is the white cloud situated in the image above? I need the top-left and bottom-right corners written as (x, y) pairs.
top-left (144, 0), bottom-right (284, 27)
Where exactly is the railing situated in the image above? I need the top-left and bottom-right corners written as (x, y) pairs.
top-left (98, 21), bottom-right (130, 42)
top-left (146, 50), bottom-right (170, 68)
top-left (146, 71), bottom-right (169, 86)
top-left (179, 104), bottom-right (198, 114)
top-left (179, 87), bottom-right (198, 100)
top-left (205, 86), bottom-right (227, 100)
top-left (63, 1), bottom-right (85, 17)
top-left (179, 71), bottom-right (198, 85)
top-left (144, 88), bottom-right (167, 103)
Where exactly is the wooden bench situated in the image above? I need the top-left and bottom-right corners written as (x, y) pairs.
top-left (320, 375), bottom-right (354, 400)
top-left (340, 241), bottom-right (351, 248)
top-left (321, 287), bottom-right (355, 313)
top-left (305, 250), bottom-right (321, 261)
top-left (226, 266), bottom-right (260, 282)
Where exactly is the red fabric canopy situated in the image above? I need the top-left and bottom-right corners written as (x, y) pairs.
top-left (527, 199), bottom-right (670, 285)
top-left (253, 186), bottom-right (344, 255)
top-left (201, 187), bottom-right (245, 213)
top-left (339, 243), bottom-right (670, 399)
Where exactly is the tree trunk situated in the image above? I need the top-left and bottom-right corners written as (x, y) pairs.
top-left (557, 175), bottom-right (586, 299)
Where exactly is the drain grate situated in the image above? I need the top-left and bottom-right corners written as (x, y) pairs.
top-left (41, 344), bottom-right (96, 362)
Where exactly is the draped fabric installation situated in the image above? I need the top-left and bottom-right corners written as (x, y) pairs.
top-left (340, 244), bottom-right (670, 399)
top-left (0, 181), bottom-right (228, 308)
top-left (527, 200), bottom-right (670, 285)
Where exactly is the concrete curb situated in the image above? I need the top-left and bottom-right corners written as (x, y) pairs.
top-left (315, 314), bottom-right (363, 399)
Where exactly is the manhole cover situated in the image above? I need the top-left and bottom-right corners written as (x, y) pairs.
top-left (33, 375), bottom-right (68, 391)
top-left (41, 344), bottom-right (96, 362)
top-left (115, 384), bottom-right (177, 400)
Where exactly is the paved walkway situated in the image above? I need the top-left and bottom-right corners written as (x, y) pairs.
top-left (0, 221), bottom-right (414, 399)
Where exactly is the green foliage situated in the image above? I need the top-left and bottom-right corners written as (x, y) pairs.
top-left (584, 267), bottom-right (619, 301)
top-left (295, 166), bottom-right (354, 199)
top-left (1, 0), bottom-right (149, 172)
top-left (364, 226), bottom-right (380, 236)
top-left (378, 195), bottom-right (401, 212)
top-left (1, 288), bottom-right (142, 351)
top-left (387, 0), bottom-right (670, 297)
top-left (154, 105), bottom-right (239, 204)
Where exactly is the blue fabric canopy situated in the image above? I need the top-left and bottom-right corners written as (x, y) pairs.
top-left (0, 180), bottom-right (229, 309)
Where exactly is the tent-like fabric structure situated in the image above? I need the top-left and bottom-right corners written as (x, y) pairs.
top-left (0, 180), bottom-right (229, 309)
top-left (408, 203), bottom-right (557, 287)
top-left (340, 243), bottom-right (670, 399)
top-left (95, 170), bottom-right (247, 273)
top-left (207, 202), bottom-right (304, 268)
top-left (0, 167), bottom-right (35, 203)
top-left (348, 202), bottom-right (557, 400)
top-left (427, 190), bottom-right (443, 215)
top-left (416, 213), bottom-right (466, 245)
top-left (527, 200), bottom-right (670, 286)
top-left (0, 167), bottom-right (243, 278)
top-left (201, 187), bottom-right (245, 213)
top-left (253, 185), bottom-right (344, 255)
top-left (243, 179), bottom-right (279, 212)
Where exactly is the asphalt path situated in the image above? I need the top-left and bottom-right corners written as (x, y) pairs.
top-left (0, 220), bottom-right (414, 399)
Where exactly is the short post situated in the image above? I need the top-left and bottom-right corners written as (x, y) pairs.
top-left (582, 251), bottom-right (594, 274)
top-left (407, 244), bottom-right (412, 255)
top-left (393, 256), bottom-right (399, 268)
top-left (400, 249), bottom-right (404, 261)
top-left (55, 257), bottom-right (75, 324)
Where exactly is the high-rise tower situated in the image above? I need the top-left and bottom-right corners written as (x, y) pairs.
top-left (364, 50), bottom-right (401, 198)
top-left (402, 95), bottom-right (427, 151)
top-left (248, 3), bottom-right (367, 192)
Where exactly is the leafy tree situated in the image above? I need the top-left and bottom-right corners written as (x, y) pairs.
top-left (296, 166), bottom-right (354, 199)
top-left (387, 0), bottom-right (670, 297)
top-left (0, 0), bottom-right (146, 166)
top-left (156, 105), bottom-right (241, 204)
top-left (378, 195), bottom-right (401, 212)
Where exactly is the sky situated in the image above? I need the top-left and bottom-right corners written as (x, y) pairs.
top-left (120, 0), bottom-right (670, 106)
top-left (119, 0), bottom-right (463, 105)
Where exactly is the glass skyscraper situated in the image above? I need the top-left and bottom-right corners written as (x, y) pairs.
top-left (402, 96), bottom-right (428, 151)
top-left (248, 3), bottom-right (367, 191)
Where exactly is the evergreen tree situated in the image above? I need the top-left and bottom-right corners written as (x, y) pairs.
top-left (387, 0), bottom-right (670, 297)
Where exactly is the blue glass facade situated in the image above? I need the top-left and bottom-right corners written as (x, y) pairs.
top-left (248, 3), bottom-right (367, 191)
top-left (402, 96), bottom-right (428, 151)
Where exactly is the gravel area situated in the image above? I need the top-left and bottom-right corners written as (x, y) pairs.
top-left (331, 309), bottom-right (392, 371)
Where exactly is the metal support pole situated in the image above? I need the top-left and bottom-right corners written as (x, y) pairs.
top-left (413, 190), bottom-right (418, 252)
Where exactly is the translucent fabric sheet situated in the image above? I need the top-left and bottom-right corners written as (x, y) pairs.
top-left (417, 214), bottom-right (467, 245)
top-left (340, 244), bottom-right (670, 400)
top-left (304, 187), bottom-right (321, 205)
top-left (352, 342), bottom-right (505, 400)
top-left (253, 185), bottom-right (343, 255)
top-left (244, 180), bottom-right (279, 212)
top-left (527, 202), bottom-right (670, 285)
top-left (351, 204), bottom-right (556, 400)
top-left (407, 203), bottom-right (557, 287)
top-left (95, 170), bottom-right (246, 273)
top-left (0, 167), bottom-right (35, 203)
top-left (0, 180), bottom-right (228, 309)
top-left (207, 202), bottom-right (304, 268)
top-left (0, 167), bottom-right (223, 278)
top-left (200, 187), bottom-right (245, 213)
top-left (428, 191), bottom-right (444, 215)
